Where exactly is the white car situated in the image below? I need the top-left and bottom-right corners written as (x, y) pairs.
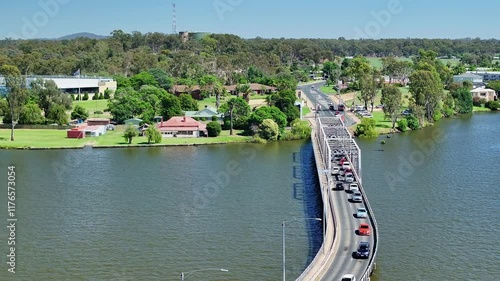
top-left (342, 162), bottom-right (351, 170)
top-left (349, 183), bottom-right (359, 193)
top-left (351, 192), bottom-right (362, 203)
top-left (344, 172), bottom-right (354, 183)
top-left (340, 274), bottom-right (356, 281)
top-left (331, 167), bottom-right (340, 175)
top-left (356, 207), bottom-right (368, 218)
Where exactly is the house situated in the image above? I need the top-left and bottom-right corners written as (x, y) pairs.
top-left (185, 106), bottom-right (223, 120)
top-left (87, 118), bottom-right (110, 126)
top-left (470, 87), bottom-right (497, 102)
top-left (224, 83), bottom-right (276, 96)
top-left (66, 125), bottom-right (107, 138)
top-left (157, 116), bottom-right (207, 138)
top-left (172, 85), bottom-right (203, 100)
top-left (124, 118), bottom-right (143, 126)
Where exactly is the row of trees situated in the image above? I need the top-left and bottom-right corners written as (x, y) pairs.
top-left (1, 33), bottom-right (499, 83)
top-left (340, 50), bottom-right (478, 136)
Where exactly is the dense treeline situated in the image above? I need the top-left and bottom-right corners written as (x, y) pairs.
top-left (0, 31), bottom-right (499, 81)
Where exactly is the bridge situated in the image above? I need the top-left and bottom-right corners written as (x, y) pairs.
top-left (296, 84), bottom-right (378, 281)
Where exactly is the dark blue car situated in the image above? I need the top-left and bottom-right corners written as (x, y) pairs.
top-left (356, 241), bottom-right (370, 259)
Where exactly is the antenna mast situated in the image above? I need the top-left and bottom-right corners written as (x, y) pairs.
top-left (172, 3), bottom-right (177, 34)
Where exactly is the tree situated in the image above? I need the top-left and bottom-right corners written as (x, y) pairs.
top-left (322, 61), bottom-right (340, 85)
top-left (145, 126), bottom-right (162, 144)
top-left (71, 105), bottom-right (89, 120)
top-left (248, 106), bottom-right (287, 131)
top-left (359, 68), bottom-right (381, 112)
top-left (130, 71), bottom-right (158, 90)
top-left (178, 94), bottom-right (199, 111)
top-left (266, 89), bottom-right (299, 124)
top-left (396, 119), bottom-right (408, 132)
top-left (82, 93), bottom-right (89, 100)
top-left (0, 99), bottom-right (8, 116)
top-left (46, 104), bottom-right (68, 125)
top-left (206, 121), bottom-right (222, 137)
top-left (160, 93), bottom-right (182, 121)
top-left (452, 87), bottom-right (473, 114)
top-left (258, 119), bottom-right (279, 140)
top-left (409, 69), bottom-right (444, 122)
top-left (381, 86), bottom-right (402, 130)
top-left (30, 78), bottom-right (72, 117)
top-left (487, 81), bottom-right (500, 93)
top-left (123, 124), bottom-right (138, 144)
top-left (103, 88), bottom-right (112, 99)
top-left (219, 97), bottom-right (251, 135)
top-left (235, 83), bottom-right (252, 101)
top-left (108, 87), bottom-right (145, 123)
top-left (289, 119), bottom-right (312, 139)
top-left (19, 102), bottom-right (44, 124)
top-left (354, 118), bottom-right (378, 139)
top-left (0, 65), bottom-right (28, 141)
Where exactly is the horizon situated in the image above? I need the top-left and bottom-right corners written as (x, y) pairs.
top-left (1, 0), bottom-right (500, 40)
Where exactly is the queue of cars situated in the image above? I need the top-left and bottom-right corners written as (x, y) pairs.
top-left (331, 152), bottom-right (372, 280)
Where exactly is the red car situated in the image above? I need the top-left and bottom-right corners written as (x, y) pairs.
top-left (358, 223), bottom-right (371, 236)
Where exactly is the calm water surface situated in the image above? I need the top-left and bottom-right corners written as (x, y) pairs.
top-left (0, 141), bottom-right (322, 281)
top-left (360, 113), bottom-right (500, 281)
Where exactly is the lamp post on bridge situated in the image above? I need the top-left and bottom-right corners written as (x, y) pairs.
top-left (282, 217), bottom-right (322, 281)
top-left (180, 268), bottom-right (229, 281)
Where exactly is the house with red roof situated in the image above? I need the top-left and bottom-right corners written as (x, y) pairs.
top-left (157, 116), bottom-right (207, 138)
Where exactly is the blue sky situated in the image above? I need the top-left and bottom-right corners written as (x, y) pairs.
top-left (1, 0), bottom-right (499, 39)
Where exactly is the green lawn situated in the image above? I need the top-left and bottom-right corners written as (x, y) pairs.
top-left (371, 111), bottom-right (393, 134)
top-left (0, 127), bottom-right (252, 149)
top-left (320, 85), bottom-right (338, 94)
top-left (302, 106), bottom-right (311, 116)
top-left (0, 129), bottom-right (89, 148)
top-left (473, 106), bottom-right (491, 112)
top-left (72, 99), bottom-right (111, 118)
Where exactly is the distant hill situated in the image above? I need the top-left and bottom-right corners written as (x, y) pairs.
top-left (57, 32), bottom-right (108, 40)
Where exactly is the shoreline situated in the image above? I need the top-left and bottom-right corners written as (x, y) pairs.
top-left (0, 139), bottom-right (254, 150)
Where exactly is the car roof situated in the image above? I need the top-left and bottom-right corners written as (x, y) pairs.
top-left (359, 241), bottom-right (370, 246)
top-left (360, 223), bottom-right (369, 227)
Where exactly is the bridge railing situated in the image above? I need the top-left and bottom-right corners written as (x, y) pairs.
top-left (316, 117), bottom-right (378, 281)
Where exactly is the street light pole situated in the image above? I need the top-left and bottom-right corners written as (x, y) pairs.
top-left (180, 268), bottom-right (229, 281)
top-left (282, 217), bottom-right (322, 281)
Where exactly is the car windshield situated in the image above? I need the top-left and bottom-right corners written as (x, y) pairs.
top-left (358, 209), bottom-right (366, 212)
top-left (361, 225), bottom-right (368, 229)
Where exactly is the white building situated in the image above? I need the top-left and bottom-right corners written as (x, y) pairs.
top-left (0, 75), bottom-right (117, 98)
top-left (466, 71), bottom-right (500, 82)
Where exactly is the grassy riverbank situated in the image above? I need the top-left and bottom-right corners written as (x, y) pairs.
top-left (0, 128), bottom-right (251, 149)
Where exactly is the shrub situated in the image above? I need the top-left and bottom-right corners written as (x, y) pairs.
top-left (82, 93), bottom-right (89, 100)
top-left (212, 115), bottom-right (218, 122)
top-left (94, 110), bottom-right (103, 115)
top-left (71, 105), bottom-right (89, 120)
top-left (103, 89), bottom-right (112, 99)
top-left (397, 118), bottom-right (408, 132)
top-left (485, 101), bottom-right (500, 110)
top-left (258, 119), bottom-right (279, 140)
top-left (354, 118), bottom-right (378, 139)
top-left (472, 97), bottom-right (481, 107)
top-left (406, 115), bottom-right (420, 130)
top-left (433, 111), bottom-right (443, 122)
top-left (206, 121), bottom-right (222, 137)
top-left (99, 93), bottom-right (104, 99)
top-left (92, 94), bottom-right (99, 100)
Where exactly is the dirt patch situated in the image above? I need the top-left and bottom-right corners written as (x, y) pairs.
top-left (248, 99), bottom-right (267, 108)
